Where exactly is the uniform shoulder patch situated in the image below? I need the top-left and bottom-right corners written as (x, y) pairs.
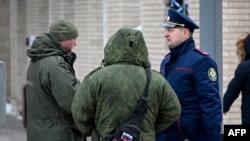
top-left (195, 48), bottom-right (209, 56)
top-left (208, 68), bottom-right (217, 81)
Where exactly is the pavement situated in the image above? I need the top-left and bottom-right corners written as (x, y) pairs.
top-left (0, 104), bottom-right (91, 141)
top-left (0, 114), bottom-right (26, 141)
top-left (0, 114), bottom-right (92, 141)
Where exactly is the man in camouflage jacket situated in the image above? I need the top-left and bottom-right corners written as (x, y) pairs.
top-left (71, 28), bottom-right (181, 141)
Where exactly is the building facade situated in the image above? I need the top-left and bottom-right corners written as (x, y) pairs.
top-left (0, 0), bottom-right (249, 125)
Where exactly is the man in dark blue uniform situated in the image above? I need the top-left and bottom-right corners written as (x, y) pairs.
top-left (156, 8), bottom-right (222, 141)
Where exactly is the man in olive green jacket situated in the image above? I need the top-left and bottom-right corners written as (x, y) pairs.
top-left (26, 18), bottom-right (84, 141)
top-left (71, 28), bottom-right (181, 141)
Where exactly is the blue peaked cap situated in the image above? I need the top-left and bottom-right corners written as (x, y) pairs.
top-left (163, 8), bottom-right (199, 32)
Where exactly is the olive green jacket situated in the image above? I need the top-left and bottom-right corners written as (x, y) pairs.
top-left (26, 34), bottom-right (84, 141)
top-left (71, 28), bottom-right (181, 141)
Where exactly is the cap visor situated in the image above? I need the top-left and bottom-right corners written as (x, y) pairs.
top-left (163, 23), bottom-right (176, 28)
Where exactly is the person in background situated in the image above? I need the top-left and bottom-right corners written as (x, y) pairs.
top-left (26, 18), bottom-right (85, 141)
top-left (71, 27), bottom-right (181, 141)
top-left (223, 32), bottom-right (250, 125)
top-left (157, 8), bottom-right (222, 141)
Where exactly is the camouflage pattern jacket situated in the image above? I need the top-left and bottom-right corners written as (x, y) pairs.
top-left (71, 28), bottom-right (181, 141)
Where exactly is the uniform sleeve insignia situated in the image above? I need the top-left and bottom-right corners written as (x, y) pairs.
top-left (208, 68), bottom-right (217, 81)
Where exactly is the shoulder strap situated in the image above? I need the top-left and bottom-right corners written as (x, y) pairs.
top-left (143, 68), bottom-right (151, 97)
top-left (124, 68), bottom-right (151, 127)
top-left (94, 69), bottom-right (151, 140)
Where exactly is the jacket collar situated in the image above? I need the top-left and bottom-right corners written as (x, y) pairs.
top-left (169, 37), bottom-right (195, 55)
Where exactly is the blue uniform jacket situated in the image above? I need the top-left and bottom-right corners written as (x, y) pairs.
top-left (157, 37), bottom-right (222, 141)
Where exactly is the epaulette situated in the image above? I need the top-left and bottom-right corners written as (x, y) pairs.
top-left (151, 70), bottom-right (160, 74)
top-left (194, 48), bottom-right (209, 56)
top-left (85, 66), bottom-right (102, 77)
top-left (164, 52), bottom-right (171, 57)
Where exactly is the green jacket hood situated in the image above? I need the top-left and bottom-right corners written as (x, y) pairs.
top-left (26, 33), bottom-right (76, 65)
top-left (103, 28), bottom-right (150, 69)
top-left (27, 34), bottom-right (66, 60)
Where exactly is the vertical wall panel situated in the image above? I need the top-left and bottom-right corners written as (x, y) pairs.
top-left (0, 0), bottom-right (10, 104)
top-left (0, 61), bottom-right (6, 128)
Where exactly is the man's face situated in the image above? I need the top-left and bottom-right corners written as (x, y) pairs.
top-left (60, 38), bottom-right (77, 52)
top-left (164, 27), bottom-right (188, 48)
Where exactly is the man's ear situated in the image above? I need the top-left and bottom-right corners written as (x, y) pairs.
top-left (183, 28), bottom-right (191, 39)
